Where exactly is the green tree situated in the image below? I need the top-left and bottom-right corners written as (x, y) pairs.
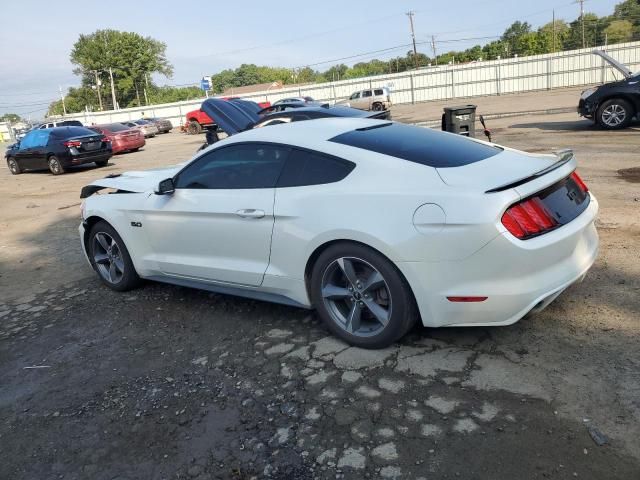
top-left (0, 113), bottom-right (22, 123)
top-left (501, 21), bottom-right (532, 55)
top-left (70, 29), bottom-right (173, 109)
top-left (537, 20), bottom-right (570, 52)
top-left (604, 19), bottom-right (634, 43)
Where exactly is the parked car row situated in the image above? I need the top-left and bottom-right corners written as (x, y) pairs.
top-left (5, 116), bottom-right (174, 175)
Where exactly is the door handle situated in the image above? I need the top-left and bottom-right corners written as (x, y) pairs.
top-left (235, 209), bottom-right (265, 219)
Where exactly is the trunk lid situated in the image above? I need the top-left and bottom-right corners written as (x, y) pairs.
top-left (436, 146), bottom-right (571, 193)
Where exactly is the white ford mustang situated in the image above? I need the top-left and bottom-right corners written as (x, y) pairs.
top-left (79, 114), bottom-right (598, 348)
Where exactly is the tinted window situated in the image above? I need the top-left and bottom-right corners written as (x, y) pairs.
top-left (50, 127), bottom-right (97, 139)
top-left (374, 89), bottom-right (384, 96)
top-left (102, 123), bottom-right (130, 132)
top-left (277, 148), bottom-right (355, 187)
top-left (20, 130), bottom-right (50, 148)
top-left (176, 143), bottom-right (289, 189)
top-left (350, 92), bottom-right (360, 100)
top-left (329, 123), bottom-right (501, 168)
top-left (362, 90), bottom-right (372, 98)
top-left (60, 120), bottom-right (83, 126)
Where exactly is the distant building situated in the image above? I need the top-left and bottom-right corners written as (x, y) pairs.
top-left (223, 82), bottom-right (283, 96)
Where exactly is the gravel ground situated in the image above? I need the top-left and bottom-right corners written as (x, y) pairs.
top-left (1, 108), bottom-right (639, 479)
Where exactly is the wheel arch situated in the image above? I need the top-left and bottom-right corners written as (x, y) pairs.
top-left (303, 238), bottom-right (419, 311)
top-left (596, 94), bottom-right (638, 115)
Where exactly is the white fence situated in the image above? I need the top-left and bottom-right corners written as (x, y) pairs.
top-left (52, 41), bottom-right (640, 127)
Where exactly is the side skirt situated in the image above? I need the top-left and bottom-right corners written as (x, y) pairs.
top-left (146, 275), bottom-right (311, 310)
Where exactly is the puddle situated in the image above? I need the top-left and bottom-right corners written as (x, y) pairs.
top-left (618, 167), bottom-right (640, 183)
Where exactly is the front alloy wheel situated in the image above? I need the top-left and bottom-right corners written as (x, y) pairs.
top-left (88, 220), bottom-right (141, 291)
top-left (7, 158), bottom-right (21, 175)
top-left (597, 99), bottom-right (633, 130)
top-left (92, 232), bottom-right (125, 284)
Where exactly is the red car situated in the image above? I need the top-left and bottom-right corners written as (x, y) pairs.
top-left (89, 123), bottom-right (145, 154)
top-left (185, 97), bottom-right (271, 134)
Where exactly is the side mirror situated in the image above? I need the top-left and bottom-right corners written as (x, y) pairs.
top-left (155, 178), bottom-right (175, 195)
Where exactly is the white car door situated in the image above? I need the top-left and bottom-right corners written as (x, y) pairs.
top-left (140, 143), bottom-right (290, 286)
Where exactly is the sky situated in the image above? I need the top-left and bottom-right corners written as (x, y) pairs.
top-left (0, 0), bottom-right (622, 120)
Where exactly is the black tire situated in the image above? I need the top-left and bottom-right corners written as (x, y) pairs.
top-left (372, 102), bottom-right (384, 111)
top-left (88, 220), bottom-right (141, 291)
top-left (596, 98), bottom-right (634, 130)
top-left (95, 159), bottom-right (108, 167)
top-left (131, 148), bottom-right (140, 152)
top-left (310, 242), bottom-right (417, 349)
top-left (187, 120), bottom-right (202, 135)
top-left (48, 155), bottom-right (65, 175)
top-left (7, 157), bottom-right (21, 175)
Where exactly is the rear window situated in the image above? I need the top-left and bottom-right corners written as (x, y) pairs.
top-left (102, 123), bottom-right (130, 132)
top-left (50, 126), bottom-right (97, 138)
top-left (329, 123), bottom-right (501, 168)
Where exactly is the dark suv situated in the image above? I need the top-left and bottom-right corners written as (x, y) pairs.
top-left (578, 50), bottom-right (640, 129)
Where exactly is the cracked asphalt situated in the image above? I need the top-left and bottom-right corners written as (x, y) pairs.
top-left (1, 108), bottom-right (639, 479)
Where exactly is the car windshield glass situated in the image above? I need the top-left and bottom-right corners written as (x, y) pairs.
top-left (329, 123), bottom-right (502, 168)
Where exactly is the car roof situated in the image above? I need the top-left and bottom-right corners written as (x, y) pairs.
top-left (223, 117), bottom-right (384, 147)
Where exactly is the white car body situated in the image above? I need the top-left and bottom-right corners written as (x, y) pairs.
top-left (79, 118), bottom-right (598, 329)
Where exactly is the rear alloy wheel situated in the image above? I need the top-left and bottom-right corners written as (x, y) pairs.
top-left (187, 121), bottom-right (202, 135)
top-left (48, 156), bottom-right (65, 175)
top-left (7, 157), bottom-right (21, 175)
top-left (372, 102), bottom-right (384, 111)
top-left (597, 98), bottom-right (633, 130)
top-left (311, 243), bottom-right (417, 349)
top-left (89, 221), bottom-right (141, 291)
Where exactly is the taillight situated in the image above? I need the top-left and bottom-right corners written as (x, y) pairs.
top-left (502, 197), bottom-right (558, 239)
top-left (570, 171), bottom-right (588, 192)
top-left (64, 140), bottom-right (82, 148)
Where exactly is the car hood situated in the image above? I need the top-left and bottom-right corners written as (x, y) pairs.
top-left (436, 146), bottom-right (573, 192)
top-left (201, 98), bottom-right (260, 135)
top-left (81, 165), bottom-right (183, 197)
top-left (592, 49), bottom-right (634, 79)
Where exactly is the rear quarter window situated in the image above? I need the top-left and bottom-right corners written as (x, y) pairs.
top-left (329, 123), bottom-right (501, 168)
top-left (374, 89), bottom-right (384, 95)
top-left (277, 148), bottom-right (355, 187)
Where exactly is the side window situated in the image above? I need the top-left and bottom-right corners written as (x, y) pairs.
top-left (350, 92), bottom-right (361, 100)
top-left (175, 143), bottom-right (290, 190)
top-left (374, 89), bottom-right (384, 96)
top-left (277, 148), bottom-right (355, 188)
top-left (20, 130), bottom-right (50, 148)
top-left (362, 90), bottom-right (372, 98)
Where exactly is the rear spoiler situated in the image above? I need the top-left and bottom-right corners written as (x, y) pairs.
top-left (485, 149), bottom-right (574, 193)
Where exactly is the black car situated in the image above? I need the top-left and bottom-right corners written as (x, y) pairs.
top-left (578, 50), bottom-right (640, 129)
top-left (206, 99), bottom-right (390, 134)
top-left (5, 126), bottom-right (112, 175)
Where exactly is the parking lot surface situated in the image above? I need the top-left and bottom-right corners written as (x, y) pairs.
top-left (1, 111), bottom-right (639, 479)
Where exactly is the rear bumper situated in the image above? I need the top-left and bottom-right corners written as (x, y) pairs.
top-left (398, 195), bottom-right (599, 327)
top-left (61, 151), bottom-right (112, 167)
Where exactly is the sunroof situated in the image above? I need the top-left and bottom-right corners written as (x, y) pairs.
top-left (329, 122), bottom-right (501, 168)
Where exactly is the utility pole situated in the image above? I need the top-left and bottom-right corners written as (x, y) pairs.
top-left (406, 11), bottom-right (419, 69)
top-left (108, 67), bottom-right (118, 110)
top-left (575, 0), bottom-right (587, 48)
top-left (92, 70), bottom-right (103, 110)
top-left (552, 10), bottom-right (556, 53)
top-left (59, 86), bottom-right (67, 116)
top-left (431, 35), bottom-right (437, 65)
